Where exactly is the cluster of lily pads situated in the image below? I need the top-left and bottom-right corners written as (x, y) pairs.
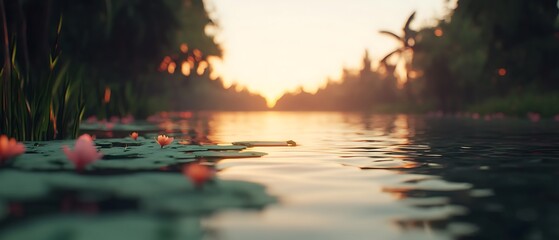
top-left (13, 134), bottom-right (268, 172)
top-left (0, 133), bottom-right (294, 240)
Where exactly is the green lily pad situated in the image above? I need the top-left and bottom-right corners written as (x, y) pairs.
top-left (0, 201), bottom-right (5, 219)
top-left (200, 145), bottom-right (247, 151)
top-left (80, 122), bottom-right (161, 131)
top-left (173, 145), bottom-right (210, 152)
top-left (144, 132), bottom-right (188, 139)
top-left (142, 180), bottom-right (276, 214)
top-left (0, 213), bottom-right (204, 240)
top-left (232, 140), bottom-right (297, 147)
top-left (193, 151), bottom-right (267, 158)
top-left (12, 138), bottom-right (215, 171)
top-left (0, 170), bottom-right (276, 213)
top-left (11, 153), bottom-right (74, 171)
top-left (95, 139), bottom-right (144, 148)
top-left (0, 172), bottom-right (52, 200)
top-left (90, 159), bottom-right (177, 170)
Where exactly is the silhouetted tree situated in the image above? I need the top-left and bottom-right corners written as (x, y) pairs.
top-left (379, 12), bottom-right (417, 100)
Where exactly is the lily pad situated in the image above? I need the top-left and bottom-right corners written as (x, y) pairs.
top-left (95, 139), bottom-right (144, 147)
top-left (90, 159), bottom-right (178, 170)
top-left (193, 151), bottom-right (268, 158)
top-left (142, 180), bottom-right (276, 214)
top-left (0, 201), bottom-right (5, 219)
top-left (0, 171), bottom-right (52, 200)
top-left (174, 145), bottom-right (210, 152)
top-left (0, 213), bottom-right (204, 240)
top-left (80, 122), bottom-right (161, 131)
top-left (199, 145), bottom-right (247, 151)
top-left (232, 140), bottom-right (296, 147)
top-left (12, 139), bottom-right (211, 171)
top-left (11, 153), bottom-right (74, 171)
top-left (0, 170), bottom-right (276, 214)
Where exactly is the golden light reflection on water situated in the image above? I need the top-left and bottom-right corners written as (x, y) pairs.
top-left (74, 111), bottom-right (475, 239)
top-left (145, 112), bottom-right (464, 240)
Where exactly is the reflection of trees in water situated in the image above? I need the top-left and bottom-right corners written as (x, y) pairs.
top-left (381, 117), bottom-right (559, 239)
top-left (185, 114), bottom-right (213, 145)
top-left (156, 112), bottom-right (214, 144)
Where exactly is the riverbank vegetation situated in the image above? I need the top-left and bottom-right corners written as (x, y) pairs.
top-left (2, 0), bottom-right (558, 140)
top-left (275, 0), bottom-right (559, 117)
top-left (1, 0), bottom-right (266, 140)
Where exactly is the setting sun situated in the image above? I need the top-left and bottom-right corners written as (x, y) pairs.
top-left (207, 0), bottom-right (453, 107)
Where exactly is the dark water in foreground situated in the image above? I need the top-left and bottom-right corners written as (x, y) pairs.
top-left (198, 112), bottom-right (559, 240)
top-left (3, 112), bottom-right (559, 240)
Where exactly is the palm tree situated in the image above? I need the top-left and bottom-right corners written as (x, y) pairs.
top-left (378, 12), bottom-right (417, 90)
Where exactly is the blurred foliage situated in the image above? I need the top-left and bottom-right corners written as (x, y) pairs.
top-left (278, 0), bottom-right (559, 116)
top-left (153, 41), bottom-right (267, 112)
top-left (48, 0), bottom-right (224, 117)
top-left (413, 0), bottom-right (559, 112)
top-left (468, 92), bottom-right (559, 118)
top-left (2, 0), bottom-right (266, 131)
top-left (379, 12), bottom-right (418, 100)
top-left (1, 1), bottom-right (84, 141)
top-left (275, 51), bottom-right (398, 111)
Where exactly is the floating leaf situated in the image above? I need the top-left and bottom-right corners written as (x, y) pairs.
top-left (0, 170), bottom-right (276, 210)
top-left (232, 141), bottom-right (296, 147)
top-left (142, 180), bottom-right (276, 214)
top-left (79, 122), bottom-right (161, 132)
top-left (13, 138), bottom-right (210, 171)
top-left (0, 214), bottom-right (204, 240)
top-left (90, 159), bottom-right (177, 170)
top-left (199, 145), bottom-right (247, 151)
top-left (193, 151), bottom-right (267, 158)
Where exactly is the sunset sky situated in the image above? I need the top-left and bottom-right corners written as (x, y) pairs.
top-left (207, 0), bottom-right (455, 107)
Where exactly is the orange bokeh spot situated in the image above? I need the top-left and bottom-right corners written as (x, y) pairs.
top-left (179, 111), bottom-right (193, 118)
top-left (434, 28), bottom-right (443, 37)
top-left (180, 43), bottom-right (188, 53)
top-left (187, 56), bottom-right (195, 65)
top-left (181, 61), bottom-right (191, 76)
top-left (498, 68), bottom-right (507, 76)
top-left (103, 87), bottom-right (111, 103)
top-left (209, 70), bottom-right (219, 80)
top-left (158, 63), bottom-right (168, 72)
top-left (193, 49), bottom-right (203, 60)
top-left (158, 56), bottom-right (172, 72)
top-left (408, 70), bottom-right (418, 79)
top-left (197, 61), bottom-right (208, 75)
top-left (167, 62), bottom-right (176, 74)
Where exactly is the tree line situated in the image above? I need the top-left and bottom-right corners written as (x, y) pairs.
top-left (275, 0), bottom-right (559, 116)
top-left (1, 0), bottom-right (267, 140)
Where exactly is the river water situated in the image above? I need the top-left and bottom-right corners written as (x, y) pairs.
top-left (185, 112), bottom-right (559, 240)
top-left (3, 112), bottom-right (558, 240)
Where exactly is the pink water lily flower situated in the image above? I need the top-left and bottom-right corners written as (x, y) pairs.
top-left (0, 135), bottom-right (26, 163)
top-left (183, 163), bottom-right (215, 188)
top-left (130, 132), bottom-right (139, 140)
top-left (156, 135), bottom-right (174, 148)
top-left (63, 134), bottom-right (102, 171)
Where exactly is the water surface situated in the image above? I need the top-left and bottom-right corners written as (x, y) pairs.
top-left (191, 112), bottom-right (559, 240)
top-left (4, 112), bottom-right (559, 240)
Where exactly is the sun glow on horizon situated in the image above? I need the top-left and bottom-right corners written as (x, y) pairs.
top-left (206, 0), bottom-right (453, 107)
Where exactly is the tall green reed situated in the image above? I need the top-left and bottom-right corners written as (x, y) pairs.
top-left (1, 16), bottom-right (84, 141)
